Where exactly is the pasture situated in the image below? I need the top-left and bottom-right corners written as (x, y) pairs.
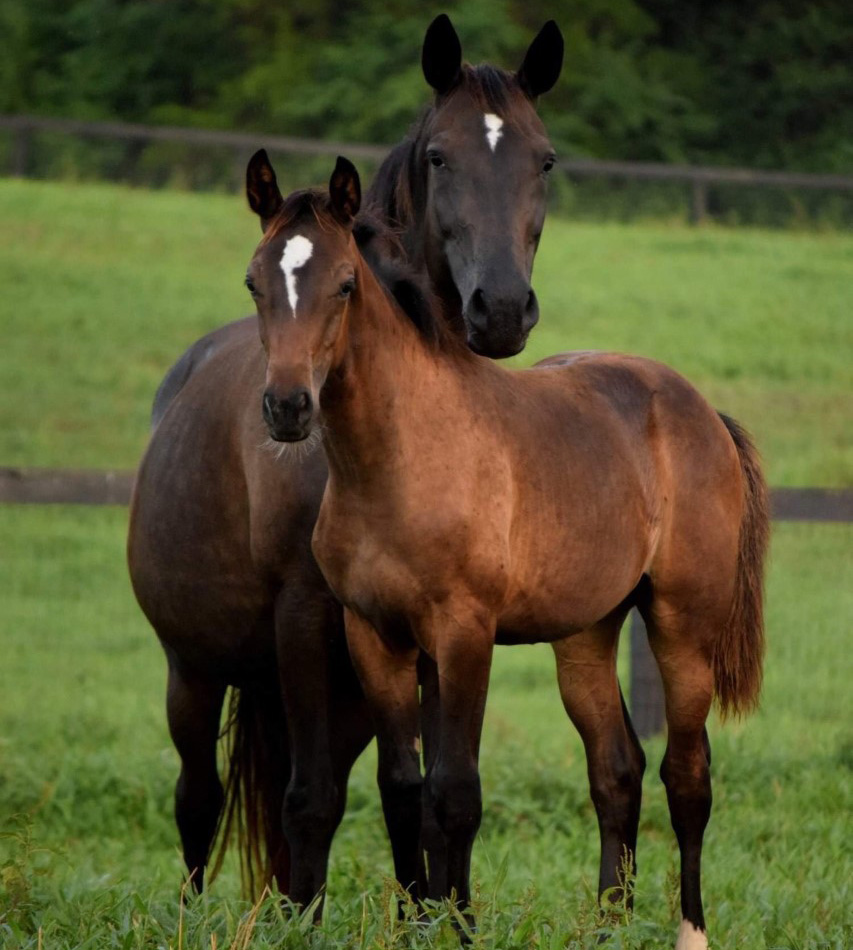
top-left (1, 178), bottom-right (851, 948)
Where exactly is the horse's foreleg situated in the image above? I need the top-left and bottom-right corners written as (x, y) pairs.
top-left (644, 599), bottom-right (716, 950)
top-left (165, 661), bottom-right (226, 893)
top-left (423, 609), bottom-right (494, 917)
top-left (552, 619), bottom-right (645, 913)
top-left (417, 652), bottom-right (448, 899)
top-left (344, 609), bottom-right (425, 899)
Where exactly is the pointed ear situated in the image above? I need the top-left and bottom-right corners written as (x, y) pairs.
top-left (246, 149), bottom-right (284, 231)
top-left (422, 13), bottom-right (462, 95)
top-left (517, 20), bottom-right (564, 99)
top-left (329, 156), bottom-right (361, 225)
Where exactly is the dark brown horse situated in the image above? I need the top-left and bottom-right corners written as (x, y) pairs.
top-left (243, 155), bottom-right (768, 949)
top-left (128, 14), bottom-right (564, 904)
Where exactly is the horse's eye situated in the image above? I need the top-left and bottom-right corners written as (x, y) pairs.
top-left (245, 276), bottom-right (258, 296)
top-left (428, 152), bottom-right (446, 169)
top-left (340, 278), bottom-right (356, 298)
top-left (541, 156), bottom-right (556, 175)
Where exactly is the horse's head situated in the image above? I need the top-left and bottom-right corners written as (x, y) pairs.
top-left (246, 151), bottom-right (361, 442)
top-left (414, 15), bottom-right (563, 358)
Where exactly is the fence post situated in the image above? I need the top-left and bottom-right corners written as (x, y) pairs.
top-left (689, 179), bottom-right (708, 225)
top-left (629, 609), bottom-right (665, 738)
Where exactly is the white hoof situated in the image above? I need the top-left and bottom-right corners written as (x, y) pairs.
top-left (675, 919), bottom-right (708, 950)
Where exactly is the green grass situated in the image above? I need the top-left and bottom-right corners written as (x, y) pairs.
top-left (0, 178), bottom-right (851, 483)
top-left (1, 178), bottom-right (852, 947)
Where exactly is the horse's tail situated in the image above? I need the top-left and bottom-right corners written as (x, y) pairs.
top-left (208, 684), bottom-right (289, 897)
top-left (714, 413), bottom-right (770, 719)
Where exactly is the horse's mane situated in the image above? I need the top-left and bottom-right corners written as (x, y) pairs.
top-left (365, 64), bottom-right (525, 231)
top-left (263, 189), bottom-right (458, 350)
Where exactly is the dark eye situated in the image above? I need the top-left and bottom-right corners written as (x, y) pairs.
top-left (245, 275), bottom-right (258, 296)
top-left (541, 155), bottom-right (556, 175)
top-left (340, 278), bottom-right (356, 297)
top-left (427, 151), bottom-right (446, 169)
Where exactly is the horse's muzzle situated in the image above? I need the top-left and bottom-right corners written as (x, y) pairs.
top-left (262, 387), bottom-right (314, 441)
top-left (463, 286), bottom-right (538, 359)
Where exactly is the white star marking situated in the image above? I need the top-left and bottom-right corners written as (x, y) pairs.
top-left (280, 235), bottom-right (313, 318)
top-left (484, 113), bottom-right (504, 152)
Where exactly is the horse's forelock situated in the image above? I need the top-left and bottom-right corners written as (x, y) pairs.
top-left (454, 63), bottom-right (522, 118)
top-left (259, 190), bottom-right (332, 247)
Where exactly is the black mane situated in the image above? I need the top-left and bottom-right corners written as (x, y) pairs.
top-left (353, 211), bottom-right (451, 348)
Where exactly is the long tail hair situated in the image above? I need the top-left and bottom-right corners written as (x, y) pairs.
top-left (208, 685), bottom-right (290, 897)
top-left (714, 413), bottom-right (770, 719)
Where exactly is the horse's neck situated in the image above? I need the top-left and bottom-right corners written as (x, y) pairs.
top-left (365, 136), bottom-right (439, 311)
top-left (322, 263), bottom-right (457, 487)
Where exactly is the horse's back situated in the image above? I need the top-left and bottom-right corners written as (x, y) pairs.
top-left (150, 316), bottom-right (256, 428)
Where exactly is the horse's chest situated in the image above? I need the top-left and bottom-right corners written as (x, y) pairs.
top-left (313, 523), bottom-right (414, 633)
top-left (313, 491), bottom-right (508, 623)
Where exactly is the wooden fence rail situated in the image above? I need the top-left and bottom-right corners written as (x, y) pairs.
top-left (4, 114), bottom-right (853, 223)
top-left (2, 465), bottom-right (849, 736)
top-left (2, 466), bottom-right (850, 519)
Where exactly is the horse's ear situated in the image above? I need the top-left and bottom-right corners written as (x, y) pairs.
top-left (517, 21), bottom-right (564, 99)
top-left (422, 14), bottom-right (462, 95)
top-left (329, 156), bottom-right (361, 225)
top-left (246, 149), bottom-right (284, 230)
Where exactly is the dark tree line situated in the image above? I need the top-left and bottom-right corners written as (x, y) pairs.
top-left (2, 0), bottom-right (850, 172)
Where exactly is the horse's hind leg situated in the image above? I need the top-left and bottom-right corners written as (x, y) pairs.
top-left (642, 597), bottom-right (717, 950)
top-left (165, 661), bottom-right (226, 893)
top-left (552, 615), bottom-right (645, 912)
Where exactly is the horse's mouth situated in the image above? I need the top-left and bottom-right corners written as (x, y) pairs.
top-left (466, 331), bottom-right (528, 359)
top-left (266, 423), bottom-right (313, 443)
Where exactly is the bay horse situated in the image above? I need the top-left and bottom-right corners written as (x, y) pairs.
top-left (243, 154), bottom-right (769, 949)
top-left (128, 14), bottom-right (564, 905)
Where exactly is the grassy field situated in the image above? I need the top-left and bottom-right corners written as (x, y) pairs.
top-left (1, 178), bottom-right (851, 948)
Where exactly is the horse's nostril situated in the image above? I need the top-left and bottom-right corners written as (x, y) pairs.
top-left (472, 288), bottom-right (487, 313)
top-left (297, 391), bottom-right (310, 412)
top-left (262, 391), bottom-right (277, 425)
top-left (526, 289), bottom-right (536, 312)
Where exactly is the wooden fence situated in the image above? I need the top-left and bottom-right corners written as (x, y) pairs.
top-left (2, 465), bottom-right (849, 736)
top-left (3, 114), bottom-right (853, 223)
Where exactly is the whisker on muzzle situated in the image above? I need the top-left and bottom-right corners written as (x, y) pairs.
top-left (257, 426), bottom-right (326, 465)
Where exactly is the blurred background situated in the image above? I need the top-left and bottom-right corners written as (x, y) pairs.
top-left (1, 0), bottom-right (851, 225)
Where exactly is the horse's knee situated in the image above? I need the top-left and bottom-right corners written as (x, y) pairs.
top-left (282, 778), bottom-right (342, 843)
top-left (378, 760), bottom-right (423, 821)
top-left (427, 765), bottom-right (482, 841)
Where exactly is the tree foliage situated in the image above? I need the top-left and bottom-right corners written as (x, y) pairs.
top-left (2, 0), bottom-right (850, 171)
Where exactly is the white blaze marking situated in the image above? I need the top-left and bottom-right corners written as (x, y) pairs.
top-left (484, 113), bottom-right (503, 152)
top-left (675, 920), bottom-right (708, 950)
top-left (280, 235), bottom-right (313, 318)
